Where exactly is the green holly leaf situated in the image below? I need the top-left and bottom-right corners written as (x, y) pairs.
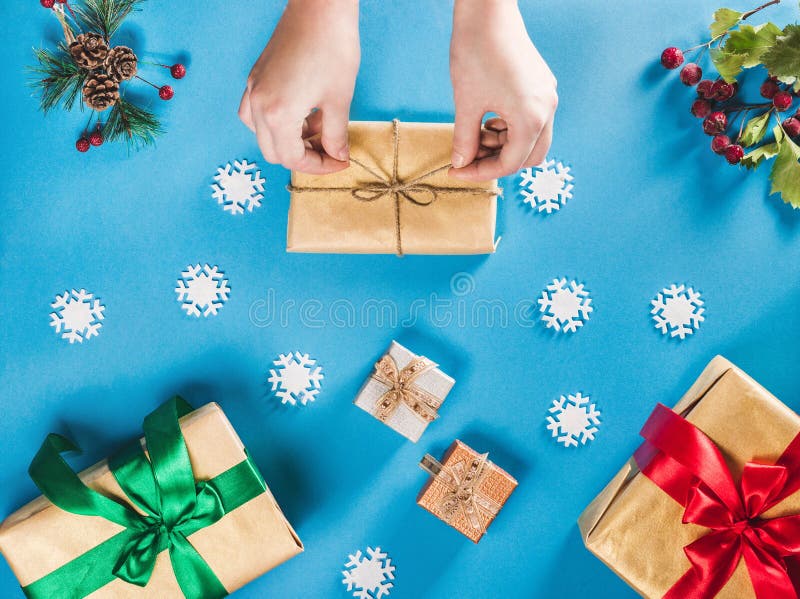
top-left (723, 23), bottom-right (783, 67)
top-left (710, 8), bottom-right (743, 37)
top-left (762, 25), bottom-right (800, 78)
top-left (769, 126), bottom-right (800, 207)
top-left (741, 141), bottom-right (780, 169)
top-left (739, 110), bottom-right (773, 147)
top-left (711, 48), bottom-right (748, 82)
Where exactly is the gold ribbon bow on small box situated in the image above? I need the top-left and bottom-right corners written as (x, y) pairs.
top-left (370, 354), bottom-right (443, 424)
top-left (419, 452), bottom-right (502, 533)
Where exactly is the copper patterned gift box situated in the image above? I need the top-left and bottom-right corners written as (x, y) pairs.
top-left (579, 356), bottom-right (800, 599)
top-left (354, 341), bottom-right (455, 443)
top-left (286, 120), bottom-right (500, 256)
top-left (417, 440), bottom-right (518, 543)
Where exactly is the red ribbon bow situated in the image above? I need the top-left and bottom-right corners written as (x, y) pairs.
top-left (634, 403), bottom-right (800, 599)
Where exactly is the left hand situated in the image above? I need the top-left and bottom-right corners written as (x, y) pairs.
top-left (449, 0), bottom-right (558, 181)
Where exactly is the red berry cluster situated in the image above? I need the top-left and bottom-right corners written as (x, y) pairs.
top-left (661, 45), bottom-right (800, 165)
top-left (75, 125), bottom-right (104, 153)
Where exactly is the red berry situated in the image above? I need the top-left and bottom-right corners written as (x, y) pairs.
top-left (680, 63), bottom-right (702, 86)
top-left (703, 111), bottom-right (728, 136)
top-left (89, 131), bottom-right (104, 146)
top-left (661, 47), bottom-right (684, 70)
top-left (691, 99), bottom-right (713, 118)
top-left (696, 80), bottom-right (714, 99)
top-left (711, 80), bottom-right (735, 101)
top-left (760, 79), bottom-right (780, 99)
top-left (170, 63), bottom-right (186, 79)
top-left (159, 85), bottom-right (174, 100)
top-left (40, 0), bottom-right (55, 6)
top-left (783, 117), bottom-right (800, 138)
top-left (774, 91), bottom-right (793, 111)
top-left (711, 134), bottom-right (731, 154)
top-left (76, 137), bottom-right (90, 152)
top-left (56, 0), bottom-right (67, 3)
top-left (724, 144), bottom-right (744, 165)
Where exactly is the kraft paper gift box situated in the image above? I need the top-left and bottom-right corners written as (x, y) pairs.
top-left (418, 440), bottom-right (518, 543)
top-left (354, 340), bottom-right (455, 443)
top-left (286, 120), bottom-right (500, 255)
top-left (0, 399), bottom-right (303, 598)
top-left (578, 357), bottom-right (800, 599)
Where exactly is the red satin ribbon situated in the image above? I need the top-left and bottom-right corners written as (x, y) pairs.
top-left (633, 403), bottom-right (800, 599)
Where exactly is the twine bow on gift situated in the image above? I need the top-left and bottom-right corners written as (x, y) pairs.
top-left (23, 397), bottom-right (267, 599)
top-left (370, 354), bottom-right (443, 423)
top-left (419, 452), bottom-right (502, 532)
top-left (286, 119), bottom-right (499, 256)
top-left (634, 403), bottom-right (800, 599)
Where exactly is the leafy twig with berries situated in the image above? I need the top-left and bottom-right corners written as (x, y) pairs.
top-left (30, 0), bottom-right (187, 151)
top-left (661, 0), bottom-right (800, 207)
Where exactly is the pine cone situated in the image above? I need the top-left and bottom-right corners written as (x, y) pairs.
top-left (69, 33), bottom-right (109, 70)
top-left (82, 74), bottom-right (119, 111)
top-left (104, 46), bottom-right (138, 82)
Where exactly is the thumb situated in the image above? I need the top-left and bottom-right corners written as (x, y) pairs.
top-left (320, 105), bottom-right (350, 162)
top-left (452, 108), bottom-right (483, 168)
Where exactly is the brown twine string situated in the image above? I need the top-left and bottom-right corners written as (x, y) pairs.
top-left (286, 119), bottom-right (498, 256)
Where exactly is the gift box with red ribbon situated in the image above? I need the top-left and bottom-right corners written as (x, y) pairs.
top-left (579, 356), bottom-right (800, 599)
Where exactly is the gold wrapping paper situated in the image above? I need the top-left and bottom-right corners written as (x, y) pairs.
top-left (417, 440), bottom-right (517, 543)
top-left (287, 121), bottom-right (499, 255)
top-left (578, 356), bottom-right (800, 599)
top-left (0, 403), bottom-right (303, 597)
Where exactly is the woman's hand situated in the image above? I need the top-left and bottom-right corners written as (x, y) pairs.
top-left (449, 0), bottom-right (558, 181)
top-left (238, 0), bottom-right (360, 174)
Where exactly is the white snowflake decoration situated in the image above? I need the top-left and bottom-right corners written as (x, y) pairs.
top-left (519, 159), bottom-right (573, 213)
top-left (268, 352), bottom-right (324, 406)
top-left (538, 277), bottom-right (593, 333)
top-left (175, 264), bottom-right (230, 317)
top-left (651, 284), bottom-right (705, 340)
top-left (211, 159), bottom-right (265, 215)
top-left (547, 393), bottom-right (601, 448)
top-left (50, 289), bottom-right (105, 344)
top-left (342, 547), bottom-right (395, 599)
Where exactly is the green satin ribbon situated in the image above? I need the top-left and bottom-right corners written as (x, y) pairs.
top-left (21, 397), bottom-right (267, 599)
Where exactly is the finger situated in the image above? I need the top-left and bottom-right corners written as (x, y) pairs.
top-left (484, 117), bottom-right (508, 132)
top-left (451, 108), bottom-right (484, 168)
top-left (238, 88), bottom-right (255, 132)
top-left (476, 145), bottom-right (501, 160)
top-left (268, 114), bottom-right (349, 174)
top-left (479, 127), bottom-right (507, 150)
top-left (524, 119), bottom-right (553, 168)
top-left (302, 110), bottom-right (323, 139)
top-left (253, 119), bottom-right (279, 165)
top-left (291, 148), bottom-right (351, 174)
top-left (320, 106), bottom-right (350, 161)
top-left (450, 120), bottom-right (538, 181)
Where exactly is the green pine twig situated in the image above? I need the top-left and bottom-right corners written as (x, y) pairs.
top-left (28, 44), bottom-right (86, 113)
top-left (73, 0), bottom-right (145, 40)
top-left (105, 96), bottom-right (162, 148)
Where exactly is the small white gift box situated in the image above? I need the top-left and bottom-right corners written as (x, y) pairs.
top-left (354, 341), bottom-right (455, 442)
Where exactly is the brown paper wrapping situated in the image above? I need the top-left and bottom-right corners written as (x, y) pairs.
top-left (287, 121), bottom-right (499, 255)
top-left (578, 356), bottom-right (800, 599)
top-left (0, 403), bottom-right (303, 597)
top-left (417, 440), bottom-right (517, 543)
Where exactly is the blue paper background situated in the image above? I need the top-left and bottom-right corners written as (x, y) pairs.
top-left (3, 0), bottom-right (800, 597)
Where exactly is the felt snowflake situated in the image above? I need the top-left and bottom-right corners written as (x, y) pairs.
top-left (342, 547), bottom-right (395, 599)
top-left (268, 352), bottom-right (324, 406)
top-left (547, 393), bottom-right (601, 448)
top-left (175, 264), bottom-right (230, 317)
top-left (651, 284), bottom-right (705, 340)
top-left (519, 159), bottom-right (573, 213)
top-left (50, 288), bottom-right (106, 344)
top-left (538, 277), bottom-right (593, 333)
top-left (211, 159), bottom-right (265, 215)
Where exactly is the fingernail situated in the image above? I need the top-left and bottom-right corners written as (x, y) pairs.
top-left (452, 152), bottom-right (465, 168)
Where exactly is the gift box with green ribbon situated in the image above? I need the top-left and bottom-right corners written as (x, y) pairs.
top-left (0, 397), bottom-right (303, 598)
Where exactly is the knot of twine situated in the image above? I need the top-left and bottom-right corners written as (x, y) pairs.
top-left (286, 119), bottom-right (497, 256)
top-left (370, 354), bottom-right (442, 424)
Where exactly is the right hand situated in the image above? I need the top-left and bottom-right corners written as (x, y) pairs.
top-left (238, 0), bottom-right (360, 174)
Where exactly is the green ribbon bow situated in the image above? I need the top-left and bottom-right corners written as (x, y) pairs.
top-left (22, 397), bottom-right (266, 599)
